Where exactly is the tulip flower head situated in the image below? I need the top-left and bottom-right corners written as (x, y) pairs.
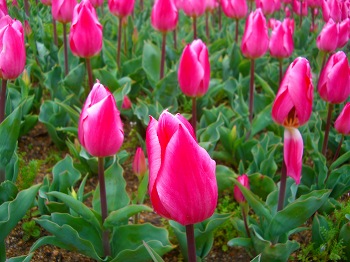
top-left (318, 51), bottom-right (350, 104)
top-left (322, 0), bottom-right (342, 22)
top-left (122, 95), bottom-right (132, 109)
top-left (221, 0), bottom-right (247, 19)
top-left (335, 103), bottom-right (350, 135)
top-left (256, 0), bottom-right (278, 15)
top-left (146, 111), bottom-right (218, 225)
top-left (181, 0), bottom-right (206, 17)
top-left (133, 147), bottom-right (147, 176)
top-left (205, 0), bottom-right (218, 11)
top-left (284, 127), bottom-right (303, 184)
top-left (234, 174), bottom-right (250, 204)
top-left (178, 39), bottom-right (211, 97)
top-left (269, 18), bottom-right (294, 59)
top-left (241, 8), bottom-right (269, 59)
top-left (69, 0), bottom-right (103, 58)
top-left (0, 16), bottom-right (26, 80)
top-left (52, 0), bottom-right (77, 23)
top-left (78, 81), bottom-right (124, 157)
top-left (151, 0), bottom-right (178, 33)
top-left (0, 0), bottom-right (8, 17)
top-left (108, 0), bottom-right (135, 18)
top-left (292, 0), bottom-right (308, 16)
top-left (272, 57), bottom-right (314, 128)
top-left (316, 18), bottom-right (348, 52)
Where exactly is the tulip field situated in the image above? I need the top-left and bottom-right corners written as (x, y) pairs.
top-left (1, 0), bottom-right (350, 261)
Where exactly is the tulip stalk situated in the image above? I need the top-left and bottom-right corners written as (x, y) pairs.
top-left (173, 30), bottom-right (177, 49)
top-left (322, 103), bottom-right (334, 156)
top-left (241, 204), bottom-right (251, 238)
top-left (63, 23), bottom-right (69, 76)
top-left (85, 58), bottom-right (94, 90)
top-left (160, 33), bottom-right (166, 80)
top-left (248, 59), bottom-right (255, 126)
top-left (332, 135), bottom-right (344, 163)
top-left (218, 6), bottom-right (222, 31)
top-left (235, 19), bottom-right (239, 43)
top-left (205, 11), bottom-right (209, 42)
top-left (53, 18), bottom-right (58, 46)
top-left (0, 79), bottom-right (7, 182)
top-left (186, 224), bottom-right (197, 262)
top-left (98, 157), bottom-right (111, 257)
top-left (117, 17), bottom-right (123, 69)
top-left (277, 160), bottom-right (287, 211)
top-left (192, 97), bottom-right (197, 134)
top-left (299, 0), bottom-right (303, 27)
top-left (193, 16), bottom-right (197, 40)
top-left (278, 59), bottom-right (283, 84)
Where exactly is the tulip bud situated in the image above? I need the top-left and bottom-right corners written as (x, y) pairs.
top-left (133, 147), bottom-right (147, 176)
top-left (272, 57), bottom-right (314, 128)
top-left (241, 8), bottom-right (269, 59)
top-left (334, 103), bottom-right (350, 135)
top-left (322, 0), bottom-right (342, 22)
top-left (181, 0), bottom-right (206, 17)
top-left (337, 18), bottom-right (350, 49)
top-left (284, 127), bottom-right (303, 185)
top-left (221, 0), bottom-right (247, 19)
top-left (269, 18), bottom-right (294, 59)
top-left (122, 95), bottom-right (132, 109)
top-left (256, 0), bottom-right (278, 15)
top-left (69, 0), bottom-right (103, 58)
top-left (108, 0), bottom-right (135, 18)
top-left (316, 19), bottom-right (339, 52)
top-left (78, 81), bottom-right (124, 157)
top-left (234, 174), bottom-right (250, 203)
top-left (132, 27), bottom-right (138, 44)
top-left (0, 16), bottom-right (26, 80)
top-left (24, 20), bottom-right (32, 36)
top-left (151, 0), bottom-right (178, 33)
top-left (178, 39), bottom-right (210, 97)
top-left (318, 51), bottom-right (350, 104)
top-left (293, 0), bottom-right (308, 16)
top-left (146, 110), bottom-right (217, 225)
top-left (52, 0), bottom-right (77, 23)
top-left (0, 0), bottom-right (8, 17)
top-left (205, 0), bottom-right (218, 11)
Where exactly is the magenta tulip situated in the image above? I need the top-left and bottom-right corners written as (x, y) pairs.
top-left (78, 81), bottom-right (124, 157)
top-left (108, 0), bottom-right (135, 18)
top-left (256, 0), bottom-right (278, 15)
top-left (205, 0), bottom-right (218, 11)
top-left (0, 0), bottom-right (8, 17)
top-left (69, 0), bottom-right (102, 58)
top-left (133, 147), bottom-right (147, 176)
top-left (316, 18), bottom-right (339, 52)
top-left (272, 57), bottom-right (314, 128)
top-left (322, 0), bottom-right (342, 22)
top-left (146, 111), bottom-right (217, 226)
top-left (284, 128), bottom-right (303, 185)
top-left (178, 39), bottom-right (210, 97)
top-left (269, 18), bottom-right (294, 59)
top-left (151, 0), bottom-right (178, 33)
top-left (0, 16), bottom-right (26, 80)
top-left (221, 0), bottom-right (247, 19)
top-left (335, 102), bottom-right (350, 135)
top-left (292, 0), bottom-right (308, 16)
top-left (241, 8), bottom-right (269, 59)
top-left (121, 95), bottom-right (132, 109)
top-left (234, 174), bottom-right (250, 204)
top-left (52, 0), bottom-right (77, 23)
top-left (318, 51), bottom-right (350, 104)
top-left (181, 0), bottom-right (206, 17)
top-left (337, 18), bottom-right (350, 49)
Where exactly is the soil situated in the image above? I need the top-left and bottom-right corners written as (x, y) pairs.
top-left (5, 122), bottom-right (250, 261)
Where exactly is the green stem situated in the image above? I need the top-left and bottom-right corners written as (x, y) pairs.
top-left (0, 80), bottom-right (7, 183)
top-left (277, 159), bottom-right (287, 211)
top-left (191, 97), bottom-right (197, 136)
top-left (235, 19), bottom-right (239, 43)
top-left (241, 205), bottom-right (251, 238)
top-left (248, 59), bottom-right (255, 125)
top-left (160, 32), bottom-right (166, 80)
top-left (24, 0), bottom-right (29, 17)
top-left (117, 17), bottom-right (123, 69)
top-left (193, 16), bottom-right (197, 40)
top-left (98, 157), bottom-right (111, 257)
top-left (173, 29), bottom-right (177, 50)
top-left (279, 58), bottom-right (283, 85)
top-left (332, 135), bottom-right (344, 163)
top-left (185, 224), bottom-right (197, 262)
top-left (205, 11), bottom-right (209, 43)
top-left (218, 5), bottom-right (222, 31)
top-left (299, 0), bottom-right (303, 27)
top-left (124, 24), bottom-right (127, 55)
top-left (85, 58), bottom-right (94, 90)
top-left (322, 103), bottom-right (334, 156)
top-left (53, 18), bottom-right (58, 46)
top-left (63, 23), bottom-right (69, 76)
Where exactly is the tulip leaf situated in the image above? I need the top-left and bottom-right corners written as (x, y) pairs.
top-left (0, 180), bottom-right (18, 204)
top-left (142, 41), bottom-right (161, 87)
top-left (5, 253), bottom-right (34, 262)
top-left (267, 189), bottom-right (330, 238)
top-left (329, 151), bottom-right (350, 171)
top-left (142, 240), bottom-right (165, 262)
top-left (93, 68), bottom-right (120, 93)
top-left (54, 100), bottom-right (80, 126)
top-left (62, 63), bottom-right (85, 97)
top-left (311, 213), bottom-right (329, 248)
top-left (249, 173), bottom-right (276, 201)
top-left (251, 103), bottom-right (273, 136)
top-left (227, 237), bottom-right (252, 248)
top-left (254, 73), bottom-right (275, 98)
top-left (104, 204), bottom-right (153, 228)
top-left (215, 165), bottom-right (235, 192)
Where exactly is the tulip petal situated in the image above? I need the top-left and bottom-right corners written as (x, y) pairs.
top-left (284, 128), bottom-right (303, 185)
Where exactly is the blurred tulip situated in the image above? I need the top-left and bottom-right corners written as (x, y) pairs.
top-left (24, 20), bottom-right (32, 36)
top-left (241, 8), bottom-right (269, 59)
top-left (52, 0), bottom-right (77, 23)
top-left (318, 51), bottom-right (350, 104)
top-left (307, 0), bottom-right (321, 8)
top-left (335, 102), bottom-right (350, 135)
top-left (316, 18), bottom-right (339, 52)
top-left (108, 0), bottom-right (135, 18)
top-left (0, 16), bottom-right (26, 80)
top-left (256, 0), bottom-right (278, 15)
top-left (146, 110), bottom-right (217, 225)
top-left (178, 39), bottom-right (210, 97)
top-left (181, 0), bottom-right (206, 17)
top-left (322, 0), bottom-right (342, 22)
top-left (0, 0), bottom-right (8, 17)
top-left (272, 57), bottom-right (313, 128)
top-left (69, 0), bottom-right (103, 58)
top-left (133, 147), bottom-right (147, 176)
top-left (205, 0), bottom-right (218, 11)
top-left (151, 0), bottom-right (178, 33)
top-left (269, 18), bottom-right (294, 59)
top-left (284, 127), bottom-right (303, 185)
top-left (221, 0), bottom-right (247, 19)
top-left (78, 81), bottom-right (124, 157)
top-left (337, 18), bottom-right (350, 48)
top-left (41, 0), bottom-right (52, 5)
top-left (122, 95), bottom-right (132, 109)
top-left (234, 174), bottom-right (250, 203)
top-left (285, 6), bottom-right (291, 17)
top-left (292, 0), bottom-right (308, 16)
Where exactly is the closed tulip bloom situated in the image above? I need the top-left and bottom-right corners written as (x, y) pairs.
top-left (146, 111), bottom-right (217, 225)
top-left (178, 39), bottom-right (210, 97)
top-left (181, 0), bottom-right (206, 17)
top-left (284, 128), bottom-right (303, 185)
top-left (322, 0), bottom-right (342, 22)
top-left (335, 103), bottom-right (350, 135)
top-left (121, 95), bottom-right (132, 109)
top-left (234, 174), bottom-right (250, 204)
top-left (318, 51), bottom-right (350, 104)
top-left (78, 81), bottom-right (124, 157)
top-left (0, 16), bottom-right (26, 80)
top-left (316, 18), bottom-right (339, 52)
top-left (337, 18), bottom-right (350, 49)
top-left (272, 57), bottom-right (314, 128)
top-left (292, 0), bottom-right (308, 16)
top-left (241, 8), bottom-right (269, 59)
top-left (52, 0), bottom-right (77, 23)
top-left (133, 147), bottom-right (147, 176)
top-left (205, 0), bottom-right (218, 11)
top-left (151, 0), bottom-right (178, 33)
top-left (108, 0), bottom-right (135, 18)
top-left (69, 0), bottom-right (102, 58)
top-left (0, 0), bottom-right (8, 17)
top-left (221, 0), bottom-right (247, 19)
top-left (307, 0), bottom-right (322, 8)
top-left (269, 18), bottom-right (294, 58)
top-left (256, 0), bottom-right (278, 15)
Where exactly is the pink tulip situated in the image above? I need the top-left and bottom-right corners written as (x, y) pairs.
top-left (256, 0), bottom-right (278, 15)
top-left (269, 18), bottom-right (294, 59)
top-left (316, 18), bottom-right (339, 52)
top-left (52, 0), bottom-right (77, 23)
top-left (272, 57), bottom-right (314, 128)
top-left (205, 0), bottom-right (218, 11)
top-left (284, 128), bottom-right (303, 185)
top-left (0, 0), bottom-right (8, 17)
top-left (307, 0), bottom-right (321, 8)
top-left (108, 0), bottom-right (135, 18)
top-left (78, 81), bottom-right (124, 157)
top-left (146, 110), bottom-right (217, 226)
top-left (69, 0), bottom-right (103, 58)
top-left (335, 102), bottom-right (350, 135)
top-left (122, 95), bottom-right (132, 109)
top-left (241, 8), bottom-right (269, 59)
top-left (234, 174), bottom-right (250, 204)
top-left (0, 16), bottom-right (26, 80)
top-left (338, 18), bottom-right (350, 48)
top-left (151, 0), bottom-right (178, 33)
top-left (221, 0), bottom-right (247, 19)
top-left (285, 6), bottom-right (291, 17)
top-left (318, 51), bottom-right (350, 104)
top-left (133, 147), bottom-right (147, 176)
top-left (178, 39), bottom-right (210, 97)
top-left (293, 0), bottom-right (308, 16)
top-left (322, 0), bottom-right (342, 22)
top-left (181, 0), bottom-right (206, 17)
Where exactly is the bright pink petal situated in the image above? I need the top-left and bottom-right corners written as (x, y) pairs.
top-left (284, 128), bottom-right (303, 184)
